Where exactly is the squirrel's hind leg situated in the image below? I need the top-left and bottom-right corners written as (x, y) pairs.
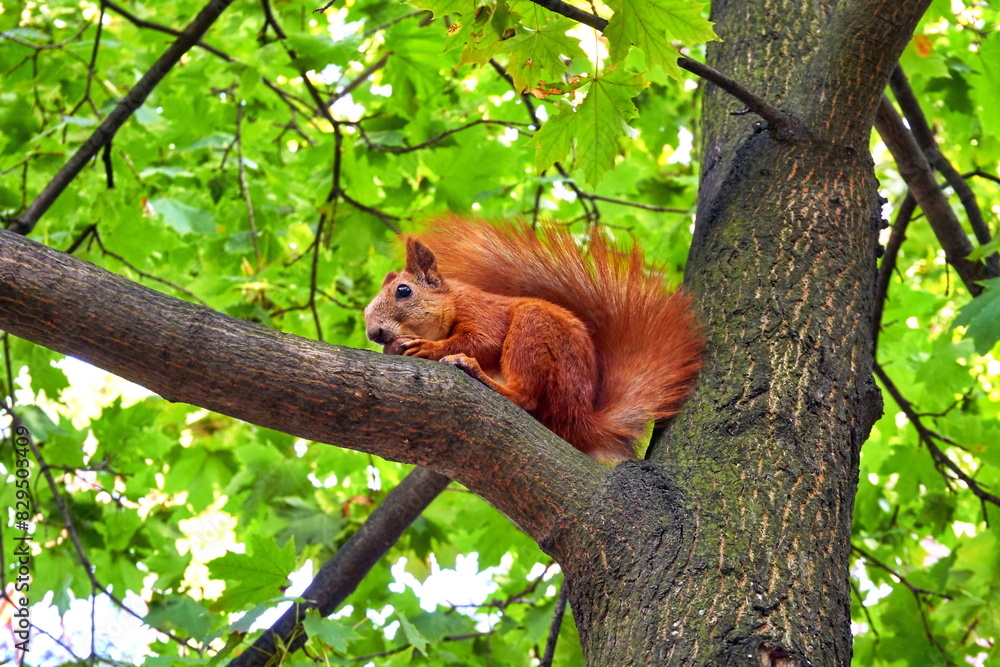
top-left (440, 354), bottom-right (539, 411)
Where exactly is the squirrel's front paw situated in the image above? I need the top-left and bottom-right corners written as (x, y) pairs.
top-left (399, 337), bottom-right (440, 359)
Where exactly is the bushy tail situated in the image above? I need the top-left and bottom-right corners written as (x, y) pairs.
top-left (413, 216), bottom-right (703, 454)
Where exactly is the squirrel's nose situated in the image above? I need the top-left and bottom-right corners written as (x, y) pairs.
top-left (367, 327), bottom-right (391, 345)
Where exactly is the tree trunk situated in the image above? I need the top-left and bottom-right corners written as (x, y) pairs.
top-left (550, 1), bottom-right (926, 664)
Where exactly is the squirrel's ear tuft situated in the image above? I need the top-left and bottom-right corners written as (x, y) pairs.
top-left (405, 238), bottom-right (442, 287)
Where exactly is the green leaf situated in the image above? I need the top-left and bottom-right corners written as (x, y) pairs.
top-left (207, 534), bottom-right (296, 611)
top-left (530, 69), bottom-right (646, 185)
top-left (954, 277), bottom-right (1000, 354)
top-left (396, 611), bottom-right (429, 655)
top-left (604, 0), bottom-right (717, 77)
top-left (303, 609), bottom-right (362, 653)
top-left (286, 34), bottom-right (363, 73)
top-left (13, 404), bottom-right (62, 441)
top-left (505, 19), bottom-right (588, 92)
top-left (574, 69), bottom-right (646, 184)
top-left (530, 106), bottom-right (577, 175)
top-left (149, 197), bottom-right (216, 236)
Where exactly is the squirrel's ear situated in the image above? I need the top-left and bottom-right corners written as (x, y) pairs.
top-left (380, 270), bottom-right (398, 287)
top-left (405, 238), bottom-right (442, 287)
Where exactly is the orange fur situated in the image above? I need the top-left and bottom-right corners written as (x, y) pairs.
top-left (363, 216), bottom-right (703, 463)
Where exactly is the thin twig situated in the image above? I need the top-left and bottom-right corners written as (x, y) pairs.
top-left (585, 193), bottom-right (688, 213)
top-left (526, 0), bottom-right (607, 31)
top-left (0, 21), bottom-right (92, 51)
top-left (328, 53), bottom-right (391, 106)
top-left (104, 1), bottom-right (234, 61)
top-left (338, 191), bottom-right (401, 232)
top-left (11, 0), bottom-right (238, 235)
top-left (361, 11), bottom-right (431, 38)
top-left (966, 169), bottom-right (1000, 187)
top-left (853, 544), bottom-right (952, 663)
top-left (677, 57), bottom-right (806, 139)
top-left (235, 102), bottom-right (262, 272)
top-left (852, 545), bottom-right (952, 600)
top-left (875, 362), bottom-right (1000, 513)
top-left (358, 118), bottom-right (533, 154)
top-left (69, 2), bottom-right (104, 119)
top-left (539, 583), bottom-right (568, 667)
top-left (88, 228), bottom-right (211, 307)
top-left (849, 578), bottom-right (880, 640)
top-left (873, 192), bottom-right (916, 353)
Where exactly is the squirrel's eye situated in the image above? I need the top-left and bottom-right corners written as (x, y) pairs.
top-left (395, 284), bottom-right (412, 299)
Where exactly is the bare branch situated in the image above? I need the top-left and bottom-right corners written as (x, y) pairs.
top-left (357, 119), bottom-right (533, 154)
top-left (874, 97), bottom-right (997, 295)
top-left (873, 192), bottom-right (916, 352)
top-left (235, 102), bottom-right (262, 272)
top-left (526, 0), bottom-right (607, 31)
top-left (539, 584), bottom-right (569, 667)
top-left (852, 543), bottom-right (952, 662)
top-left (677, 57), bottom-right (807, 140)
top-left (852, 544), bottom-right (953, 600)
top-left (874, 362), bottom-right (1000, 511)
top-left (328, 53), bottom-right (390, 106)
top-left (230, 467), bottom-right (451, 667)
top-left (889, 66), bottom-right (999, 274)
top-left (103, 1), bottom-right (233, 61)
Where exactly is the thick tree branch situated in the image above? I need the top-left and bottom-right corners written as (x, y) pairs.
top-left (230, 467), bottom-right (450, 667)
top-left (10, 0), bottom-right (237, 235)
top-left (0, 229), bottom-right (602, 551)
top-left (874, 97), bottom-right (995, 295)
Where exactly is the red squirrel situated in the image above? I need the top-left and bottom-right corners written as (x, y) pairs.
top-left (363, 216), bottom-right (703, 463)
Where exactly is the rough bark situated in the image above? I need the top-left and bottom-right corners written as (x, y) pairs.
top-left (606, 0), bottom-right (927, 664)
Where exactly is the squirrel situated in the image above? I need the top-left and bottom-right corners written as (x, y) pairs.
top-left (363, 216), bottom-right (703, 463)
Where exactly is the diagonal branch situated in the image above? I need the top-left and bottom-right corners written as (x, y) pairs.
top-left (0, 229), bottom-right (602, 551)
top-left (524, 1), bottom-right (800, 136)
top-left (527, 0), bottom-right (606, 31)
top-left (874, 97), bottom-right (996, 295)
top-left (10, 0), bottom-right (238, 236)
top-left (873, 192), bottom-right (916, 353)
top-left (889, 66), bottom-right (999, 274)
top-left (229, 467), bottom-right (451, 667)
top-left (676, 57), bottom-right (806, 139)
top-left (104, 0), bottom-right (234, 61)
top-left (874, 362), bottom-right (1000, 510)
